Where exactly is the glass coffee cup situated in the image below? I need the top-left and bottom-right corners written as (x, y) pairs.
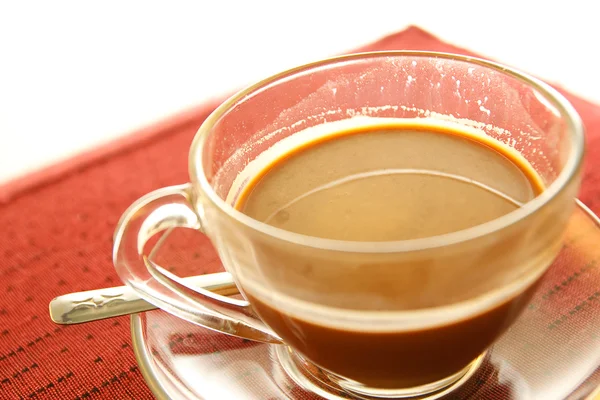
top-left (113, 52), bottom-right (584, 399)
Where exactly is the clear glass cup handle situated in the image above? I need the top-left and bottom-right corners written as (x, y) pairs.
top-left (112, 183), bottom-right (282, 344)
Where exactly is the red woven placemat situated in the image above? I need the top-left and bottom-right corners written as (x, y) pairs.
top-left (0, 26), bottom-right (598, 400)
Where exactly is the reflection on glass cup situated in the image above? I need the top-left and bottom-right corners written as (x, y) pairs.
top-left (114, 52), bottom-right (584, 398)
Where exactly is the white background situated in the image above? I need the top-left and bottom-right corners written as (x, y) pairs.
top-left (1, 1), bottom-right (598, 185)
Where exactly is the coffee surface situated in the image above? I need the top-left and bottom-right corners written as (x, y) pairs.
top-left (237, 123), bottom-right (542, 241)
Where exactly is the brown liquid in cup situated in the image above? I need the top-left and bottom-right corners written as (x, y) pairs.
top-left (235, 122), bottom-right (545, 388)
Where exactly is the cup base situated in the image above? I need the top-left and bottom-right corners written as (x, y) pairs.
top-left (275, 346), bottom-right (487, 399)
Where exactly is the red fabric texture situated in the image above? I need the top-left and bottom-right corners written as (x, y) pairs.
top-left (0, 26), bottom-right (598, 400)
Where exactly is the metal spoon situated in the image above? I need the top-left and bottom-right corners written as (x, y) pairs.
top-left (49, 272), bottom-right (238, 325)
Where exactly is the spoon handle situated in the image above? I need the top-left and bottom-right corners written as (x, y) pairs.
top-left (49, 272), bottom-right (238, 324)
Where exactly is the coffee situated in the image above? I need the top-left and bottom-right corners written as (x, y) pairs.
top-left (232, 119), bottom-right (546, 388)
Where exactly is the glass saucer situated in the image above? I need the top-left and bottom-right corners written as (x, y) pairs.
top-left (130, 201), bottom-right (600, 400)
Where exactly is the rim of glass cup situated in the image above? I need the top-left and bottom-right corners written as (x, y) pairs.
top-left (190, 51), bottom-right (584, 253)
